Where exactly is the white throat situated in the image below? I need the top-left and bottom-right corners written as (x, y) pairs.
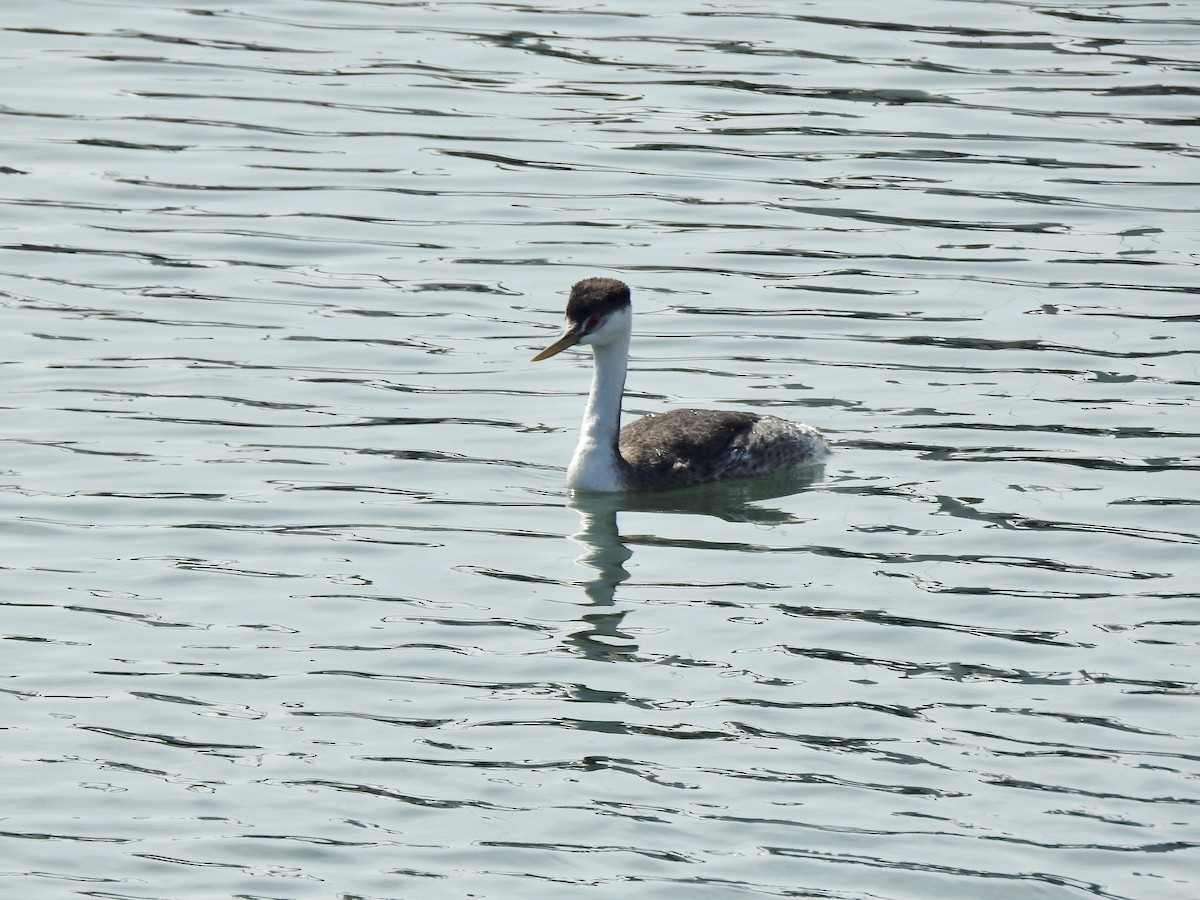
top-left (565, 322), bottom-right (631, 492)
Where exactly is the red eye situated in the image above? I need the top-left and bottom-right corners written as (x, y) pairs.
top-left (587, 315), bottom-right (600, 329)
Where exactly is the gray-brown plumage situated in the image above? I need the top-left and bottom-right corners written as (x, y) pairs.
top-left (532, 278), bottom-right (829, 492)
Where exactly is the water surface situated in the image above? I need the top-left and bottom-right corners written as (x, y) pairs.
top-left (2, 0), bottom-right (1198, 897)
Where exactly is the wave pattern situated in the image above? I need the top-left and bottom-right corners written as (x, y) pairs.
top-left (2, 0), bottom-right (1197, 897)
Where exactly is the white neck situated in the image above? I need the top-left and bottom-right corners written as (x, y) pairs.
top-left (566, 328), bottom-right (630, 492)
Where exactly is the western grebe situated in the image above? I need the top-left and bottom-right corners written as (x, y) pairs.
top-left (532, 277), bottom-right (830, 492)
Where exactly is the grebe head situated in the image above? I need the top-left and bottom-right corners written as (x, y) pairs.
top-left (532, 277), bottom-right (632, 361)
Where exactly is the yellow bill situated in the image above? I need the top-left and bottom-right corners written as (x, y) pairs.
top-left (531, 327), bottom-right (582, 362)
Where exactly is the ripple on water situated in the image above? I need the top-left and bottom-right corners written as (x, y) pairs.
top-left (2, 0), bottom-right (1198, 897)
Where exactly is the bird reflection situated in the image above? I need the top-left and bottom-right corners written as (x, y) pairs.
top-left (561, 465), bottom-right (827, 661)
top-left (561, 493), bottom-right (635, 661)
